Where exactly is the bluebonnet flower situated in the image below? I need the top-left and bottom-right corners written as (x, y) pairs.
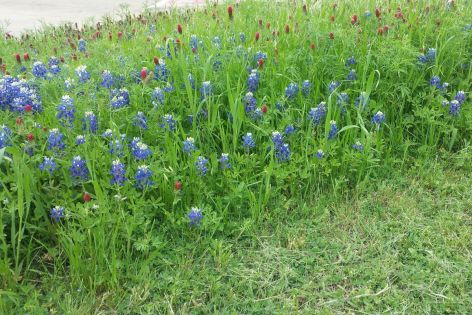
top-left (47, 128), bottom-right (65, 151)
top-left (308, 102), bottom-right (327, 126)
top-left (345, 56), bottom-right (356, 67)
top-left (108, 136), bottom-right (126, 156)
top-left (110, 88), bottom-right (130, 109)
top-left (449, 100), bottom-right (460, 116)
top-left (347, 69), bottom-right (357, 81)
top-left (48, 57), bottom-right (59, 67)
top-left (0, 77), bottom-right (43, 113)
top-left (271, 131), bottom-right (284, 148)
top-left (49, 65), bottom-right (61, 76)
top-left (244, 92), bottom-right (257, 113)
top-left (271, 131), bottom-right (290, 162)
top-left (328, 120), bottom-right (338, 139)
top-left (56, 95), bottom-right (76, 128)
top-left (253, 51), bottom-right (267, 64)
top-left (442, 100), bottom-right (450, 107)
top-left (188, 207), bottom-right (203, 226)
top-left (64, 78), bottom-right (74, 90)
top-left (418, 54), bottom-right (428, 65)
top-left (316, 149), bottom-right (324, 159)
top-left (102, 129), bottom-right (113, 138)
top-left (160, 114), bottom-right (176, 132)
top-left (196, 156), bottom-right (209, 175)
top-left (32, 61), bottom-right (48, 78)
top-left (337, 92), bottom-right (349, 112)
top-left (239, 32), bottom-right (246, 43)
top-left (76, 135), bottom-right (86, 145)
top-left (39, 156), bottom-right (58, 174)
top-left (302, 80), bottom-right (311, 97)
top-left (454, 91), bottom-right (465, 105)
top-left (131, 141), bottom-right (152, 160)
top-left (252, 108), bottom-right (263, 120)
top-left (275, 100), bottom-right (285, 112)
top-left (188, 73), bottom-right (195, 89)
top-left (242, 133), bottom-right (255, 151)
top-left (328, 81), bottom-right (340, 93)
top-left (372, 111), bottom-right (385, 127)
top-left (78, 39), bottom-right (87, 52)
top-left (82, 111), bottom-right (98, 133)
top-left (284, 125), bottom-right (295, 136)
top-left (70, 156), bottom-right (89, 180)
top-left (154, 59), bottom-right (170, 82)
top-left (430, 75), bottom-right (441, 88)
top-left (285, 83), bottom-right (299, 100)
top-left (110, 159), bottom-right (127, 186)
top-left (219, 153), bottom-right (231, 169)
top-left (134, 165), bottom-right (153, 189)
top-left (75, 65), bottom-right (90, 83)
top-left (150, 24), bottom-right (155, 34)
top-left (183, 137), bottom-right (197, 155)
top-left (132, 111), bottom-right (148, 130)
top-left (101, 70), bottom-right (114, 89)
top-left (248, 69), bottom-right (260, 92)
top-left (0, 125), bottom-right (12, 149)
top-left (151, 87), bottom-right (165, 107)
top-left (441, 82), bottom-right (449, 91)
top-left (164, 82), bottom-right (175, 93)
top-left (190, 35), bottom-right (198, 50)
top-left (50, 206), bottom-right (65, 222)
top-left (355, 92), bottom-right (369, 109)
top-left (352, 141), bottom-right (364, 151)
top-left (426, 48), bottom-right (436, 62)
top-left (200, 81), bottom-right (213, 101)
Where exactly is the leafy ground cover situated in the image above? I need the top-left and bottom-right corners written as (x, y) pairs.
top-left (1, 0), bottom-right (471, 313)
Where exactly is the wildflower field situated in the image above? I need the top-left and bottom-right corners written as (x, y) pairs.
top-left (1, 0), bottom-right (472, 313)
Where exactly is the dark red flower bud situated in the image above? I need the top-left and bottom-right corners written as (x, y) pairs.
top-left (26, 133), bottom-right (34, 141)
top-left (140, 68), bottom-right (147, 80)
top-left (15, 53), bottom-right (21, 63)
top-left (16, 117), bottom-right (23, 125)
top-left (83, 192), bottom-right (92, 202)
top-left (330, 15), bottom-right (335, 22)
top-left (261, 104), bottom-right (268, 113)
top-left (175, 181), bottom-right (182, 190)
top-left (258, 58), bottom-right (264, 68)
top-left (285, 24), bottom-right (290, 33)
top-left (255, 32), bottom-right (260, 41)
top-left (117, 31), bottom-right (123, 39)
top-left (329, 32), bottom-right (334, 39)
top-left (23, 53), bottom-right (30, 61)
top-left (227, 5), bottom-right (233, 19)
top-left (24, 104), bottom-right (32, 112)
top-left (351, 15), bottom-right (358, 25)
top-left (153, 56), bottom-right (159, 65)
top-left (177, 24), bottom-right (183, 34)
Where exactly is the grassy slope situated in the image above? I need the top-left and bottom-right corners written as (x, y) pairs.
top-left (10, 149), bottom-right (471, 314)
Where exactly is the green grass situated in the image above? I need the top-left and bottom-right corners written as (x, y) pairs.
top-left (5, 149), bottom-right (472, 314)
top-left (1, 0), bottom-right (472, 313)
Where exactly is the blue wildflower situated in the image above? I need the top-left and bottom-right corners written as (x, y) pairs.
top-left (39, 156), bottom-right (58, 174)
top-left (244, 92), bottom-right (257, 113)
top-left (248, 69), bottom-right (260, 92)
top-left (239, 32), bottom-right (246, 43)
top-left (285, 83), bottom-right (299, 100)
top-left (82, 111), bottom-right (98, 133)
top-left (75, 135), bottom-right (86, 145)
top-left (78, 39), bottom-right (87, 52)
top-left (135, 165), bottom-right (153, 189)
top-left (302, 80), bottom-right (311, 97)
top-left (108, 136), bottom-right (126, 157)
top-left (154, 59), bottom-right (170, 82)
top-left (352, 141), bottom-right (364, 151)
top-left (271, 131), bottom-right (284, 148)
top-left (328, 120), bottom-right (338, 139)
top-left (347, 69), bottom-right (357, 81)
top-left (32, 61), bottom-right (48, 78)
top-left (188, 73), bottom-right (195, 89)
top-left (70, 156), bottom-right (89, 180)
top-left (110, 159), bottom-right (127, 186)
top-left (355, 92), bottom-right (369, 109)
top-left (345, 56), bottom-right (357, 67)
top-left (449, 100), bottom-right (460, 116)
top-left (372, 111), bottom-right (385, 127)
top-left (75, 65), bottom-right (90, 83)
top-left (151, 87), bottom-right (165, 107)
top-left (110, 88), bottom-right (130, 109)
top-left (200, 81), bottom-right (213, 101)
top-left (426, 48), bottom-right (436, 62)
top-left (160, 114), bottom-right (176, 132)
top-left (454, 91), bottom-right (465, 105)
top-left (308, 102), bottom-right (327, 126)
top-left (430, 75), bottom-right (441, 88)
top-left (101, 70), bottom-right (115, 89)
top-left (0, 125), bottom-right (12, 149)
top-left (49, 65), bottom-right (61, 76)
top-left (196, 156), bottom-right (209, 175)
top-left (48, 57), bottom-right (59, 67)
top-left (219, 153), bottom-right (231, 169)
top-left (183, 137), bottom-right (197, 155)
top-left (56, 95), bottom-right (76, 128)
top-left (132, 111), bottom-right (148, 130)
top-left (188, 207), bottom-right (203, 226)
top-left (50, 206), bottom-right (65, 222)
top-left (328, 81), bottom-right (340, 93)
top-left (131, 141), bottom-right (152, 160)
top-left (47, 128), bottom-right (65, 151)
top-left (316, 149), bottom-right (324, 159)
top-left (242, 133), bottom-right (255, 151)
top-left (284, 125), bottom-right (295, 136)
